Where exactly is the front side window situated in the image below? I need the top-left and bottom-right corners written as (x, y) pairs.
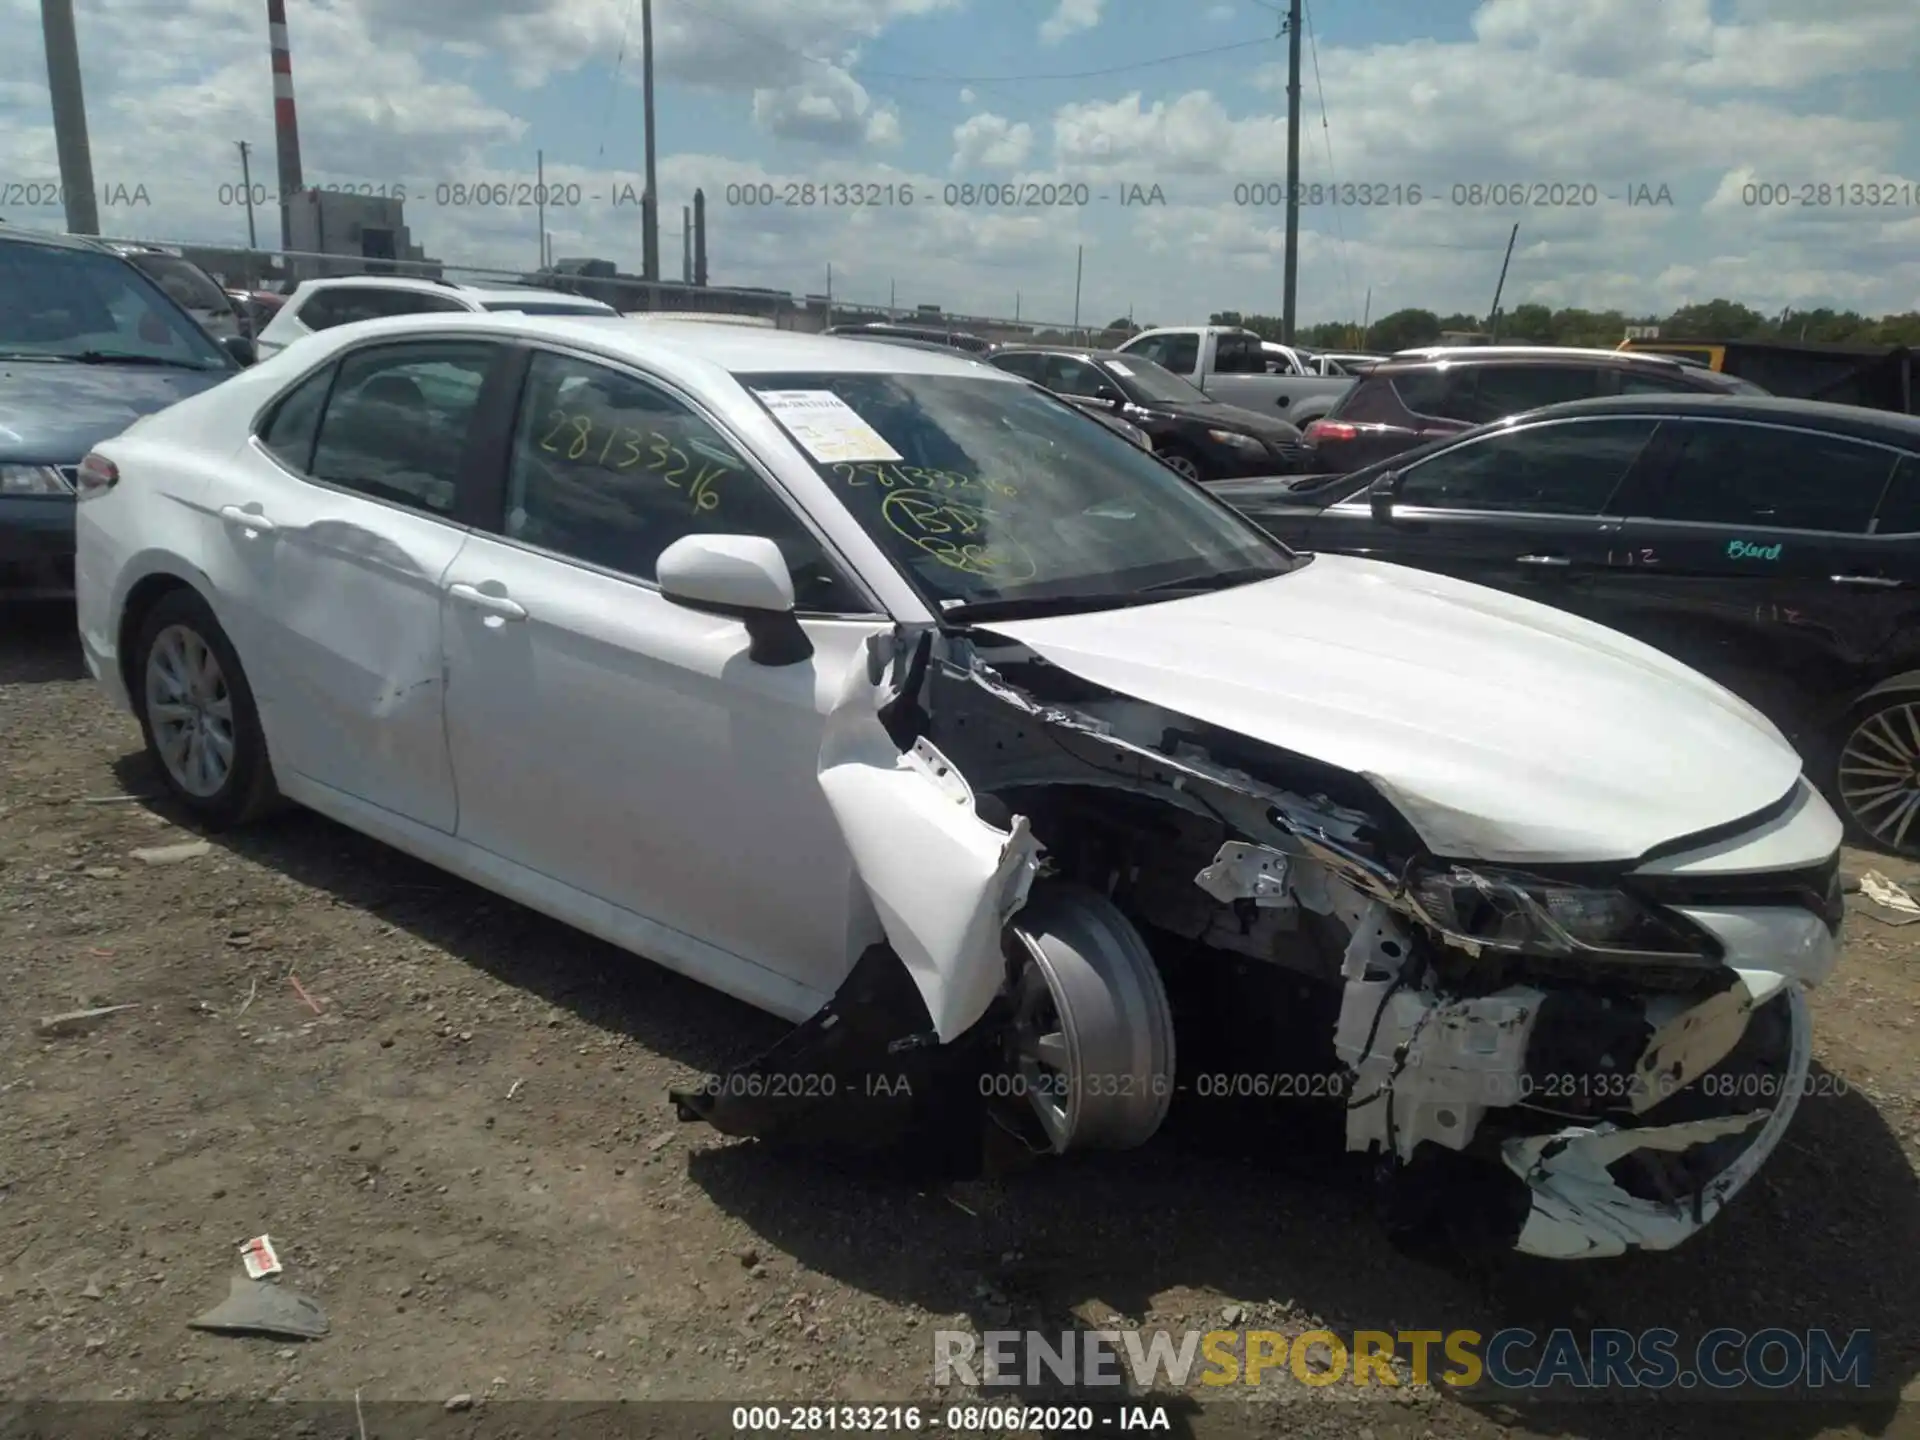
top-left (1876, 455), bottom-right (1920, 534)
top-left (990, 352), bottom-right (1044, 382)
top-left (0, 240), bottom-right (232, 369)
top-left (1213, 333), bottom-right (1265, 374)
top-left (1398, 418), bottom-right (1660, 514)
top-left (308, 342), bottom-right (496, 513)
top-left (1043, 356), bottom-right (1110, 399)
top-left (1641, 422), bottom-right (1896, 534)
top-left (742, 370), bottom-right (1296, 611)
top-left (503, 351), bottom-right (864, 612)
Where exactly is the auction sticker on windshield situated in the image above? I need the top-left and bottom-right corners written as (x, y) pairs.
top-left (755, 389), bottom-right (902, 463)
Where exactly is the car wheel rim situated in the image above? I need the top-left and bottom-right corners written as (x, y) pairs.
top-left (1004, 891), bottom-right (1175, 1153)
top-left (145, 623), bottom-right (236, 798)
top-left (1838, 699), bottom-right (1920, 853)
top-left (1165, 455), bottom-right (1199, 479)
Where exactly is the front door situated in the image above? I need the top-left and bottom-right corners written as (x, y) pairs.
top-left (1602, 418), bottom-right (1919, 737)
top-left (1308, 415), bottom-right (1662, 620)
top-left (201, 337), bottom-right (505, 831)
top-left (439, 346), bottom-right (890, 996)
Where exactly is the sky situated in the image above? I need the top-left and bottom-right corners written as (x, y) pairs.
top-left (1, 0), bottom-right (1916, 328)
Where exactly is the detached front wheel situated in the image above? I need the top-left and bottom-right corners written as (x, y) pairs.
top-left (1001, 884), bottom-right (1176, 1153)
top-left (133, 588), bottom-right (279, 829)
top-left (1832, 689), bottom-right (1920, 857)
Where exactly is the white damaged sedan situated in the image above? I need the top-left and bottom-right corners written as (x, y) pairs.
top-left (73, 315), bottom-right (1844, 1258)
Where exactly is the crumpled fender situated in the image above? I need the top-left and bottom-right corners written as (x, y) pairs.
top-left (816, 636), bottom-right (1042, 1042)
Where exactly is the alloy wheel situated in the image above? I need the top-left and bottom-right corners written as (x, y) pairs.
top-left (145, 623), bottom-right (236, 798)
top-left (1163, 454), bottom-right (1200, 480)
top-left (1837, 698), bottom-right (1920, 854)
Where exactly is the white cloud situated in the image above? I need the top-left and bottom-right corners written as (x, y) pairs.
top-left (1038, 0), bottom-right (1102, 45)
top-left (1206, 3), bottom-right (1235, 18)
top-left (751, 69), bottom-right (901, 148)
top-left (958, 87), bottom-right (977, 103)
top-left (951, 113), bottom-right (1034, 170)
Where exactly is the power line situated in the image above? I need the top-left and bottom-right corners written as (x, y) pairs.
top-left (595, 0), bottom-right (642, 159)
top-left (1303, 0), bottom-right (1357, 324)
top-left (855, 36), bottom-right (1278, 83)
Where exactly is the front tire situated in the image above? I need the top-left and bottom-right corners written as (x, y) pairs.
top-left (1831, 688), bottom-right (1920, 857)
top-left (1159, 449), bottom-right (1203, 482)
top-left (132, 588), bottom-right (279, 829)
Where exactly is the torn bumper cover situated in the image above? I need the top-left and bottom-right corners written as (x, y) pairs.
top-left (1334, 903), bottom-right (1817, 1258)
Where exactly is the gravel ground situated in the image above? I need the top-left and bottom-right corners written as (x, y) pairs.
top-left (3, 599), bottom-right (1919, 1440)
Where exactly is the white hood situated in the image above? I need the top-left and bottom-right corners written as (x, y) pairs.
top-left (980, 553), bottom-right (1802, 864)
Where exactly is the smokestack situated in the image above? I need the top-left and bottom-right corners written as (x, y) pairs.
top-left (682, 204), bottom-right (691, 284)
top-left (266, 0), bottom-right (304, 250)
top-left (692, 189), bottom-right (706, 287)
top-left (40, 0), bottom-right (99, 235)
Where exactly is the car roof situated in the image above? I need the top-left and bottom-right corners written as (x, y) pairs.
top-left (292, 311), bottom-right (1016, 379)
top-left (292, 275), bottom-right (608, 304)
top-left (1502, 392), bottom-right (1920, 444)
top-left (1385, 344), bottom-right (1692, 368)
top-left (990, 344), bottom-right (1134, 363)
top-left (0, 226), bottom-right (125, 254)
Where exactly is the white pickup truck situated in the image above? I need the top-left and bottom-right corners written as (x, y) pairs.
top-left (1116, 325), bottom-right (1356, 425)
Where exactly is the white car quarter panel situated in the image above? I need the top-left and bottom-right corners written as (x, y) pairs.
top-left (440, 531), bottom-right (890, 996)
top-left (197, 440), bottom-right (467, 832)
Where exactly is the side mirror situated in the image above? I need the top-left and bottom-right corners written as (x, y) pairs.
top-left (222, 334), bottom-right (257, 366)
top-left (656, 534), bottom-right (813, 666)
top-left (1368, 470), bottom-right (1402, 522)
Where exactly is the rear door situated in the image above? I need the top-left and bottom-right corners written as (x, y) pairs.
top-left (1308, 415), bottom-right (1659, 616)
top-left (1604, 418), bottom-right (1912, 734)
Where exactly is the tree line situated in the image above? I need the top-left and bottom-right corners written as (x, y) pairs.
top-left (1061, 299), bottom-right (1920, 352)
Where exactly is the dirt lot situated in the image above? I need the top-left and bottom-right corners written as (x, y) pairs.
top-left (4, 600), bottom-right (1920, 1439)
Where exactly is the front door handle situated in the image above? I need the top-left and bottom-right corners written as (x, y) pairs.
top-left (219, 504), bottom-right (277, 535)
top-left (1516, 554), bottom-right (1570, 567)
top-left (1831, 573), bottom-right (1900, 588)
top-left (447, 582), bottom-right (528, 621)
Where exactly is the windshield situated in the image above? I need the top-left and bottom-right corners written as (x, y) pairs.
top-left (124, 252), bottom-right (231, 313)
top-left (483, 300), bottom-right (613, 314)
top-left (1096, 355), bottom-right (1212, 406)
top-left (0, 240), bottom-right (233, 368)
top-left (743, 371), bottom-right (1297, 611)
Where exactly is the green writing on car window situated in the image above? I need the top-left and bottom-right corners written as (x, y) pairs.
top-left (828, 462), bottom-right (1017, 498)
top-left (879, 489), bottom-right (1036, 579)
top-left (1726, 539), bottom-right (1782, 560)
top-left (537, 409), bottom-right (729, 512)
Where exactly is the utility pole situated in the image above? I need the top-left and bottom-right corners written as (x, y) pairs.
top-left (1487, 222), bottom-right (1518, 340)
top-left (1360, 286), bottom-right (1371, 348)
top-left (41, 0), bottom-right (99, 235)
top-left (640, 0), bottom-right (659, 282)
top-left (1071, 244), bottom-right (1083, 335)
top-left (683, 205), bottom-right (692, 282)
top-left (888, 279), bottom-right (895, 317)
top-left (1281, 0), bottom-right (1302, 343)
top-left (536, 149), bottom-right (547, 269)
top-left (236, 141), bottom-right (258, 248)
top-left (825, 263), bottom-right (832, 328)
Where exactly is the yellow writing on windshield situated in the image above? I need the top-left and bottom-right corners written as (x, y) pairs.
top-left (538, 409), bottom-right (729, 513)
top-left (829, 462), bottom-right (1017, 499)
top-left (880, 489), bottom-right (1036, 580)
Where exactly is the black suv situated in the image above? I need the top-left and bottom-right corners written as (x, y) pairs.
top-left (1211, 393), bottom-right (1920, 854)
top-left (1303, 346), bottom-right (1766, 474)
top-left (990, 344), bottom-right (1306, 479)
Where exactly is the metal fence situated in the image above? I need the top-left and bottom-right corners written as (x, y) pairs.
top-left (96, 233), bottom-right (1132, 348)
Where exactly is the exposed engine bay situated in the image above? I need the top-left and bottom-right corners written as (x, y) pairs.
top-left (674, 624), bottom-right (1844, 1259)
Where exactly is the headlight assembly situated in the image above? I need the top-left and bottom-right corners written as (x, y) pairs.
top-left (1405, 863), bottom-right (1716, 961)
top-left (1206, 429), bottom-right (1266, 452)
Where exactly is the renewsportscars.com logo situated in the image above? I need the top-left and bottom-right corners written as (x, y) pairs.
top-left (933, 1327), bottom-right (1875, 1392)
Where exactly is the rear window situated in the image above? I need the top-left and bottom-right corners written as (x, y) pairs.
top-left (1388, 370), bottom-right (1456, 420)
top-left (482, 301), bottom-right (612, 315)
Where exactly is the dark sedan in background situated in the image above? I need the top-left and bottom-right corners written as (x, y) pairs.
top-left (1, 228), bottom-right (243, 596)
top-left (989, 344), bottom-right (1307, 479)
top-left (1302, 346), bottom-right (1766, 474)
top-left (1211, 393), bottom-right (1920, 854)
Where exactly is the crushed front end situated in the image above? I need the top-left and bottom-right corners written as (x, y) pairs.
top-left (672, 623), bottom-right (1845, 1258)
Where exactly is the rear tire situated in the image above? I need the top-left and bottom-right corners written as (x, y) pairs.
top-left (131, 588), bottom-right (280, 830)
top-left (1159, 449), bottom-right (1203, 481)
top-left (1828, 688), bottom-right (1920, 858)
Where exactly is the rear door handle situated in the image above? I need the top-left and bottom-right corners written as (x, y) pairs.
top-left (219, 505), bottom-right (276, 535)
top-left (1516, 554), bottom-right (1570, 567)
top-left (1831, 574), bottom-right (1900, 588)
top-left (447, 582), bottom-right (527, 621)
